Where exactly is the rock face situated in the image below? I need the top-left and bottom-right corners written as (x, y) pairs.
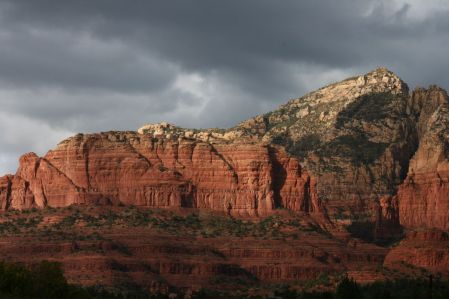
top-left (3, 67), bottom-right (449, 235)
top-left (384, 229), bottom-right (449, 273)
top-left (5, 67), bottom-right (449, 287)
top-left (0, 133), bottom-right (323, 217)
top-left (394, 87), bottom-right (449, 230)
top-left (234, 67), bottom-right (418, 221)
top-left (374, 195), bottom-right (401, 240)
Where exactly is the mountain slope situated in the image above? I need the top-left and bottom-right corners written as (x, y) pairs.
top-left (233, 67), bottom-right (419, 221)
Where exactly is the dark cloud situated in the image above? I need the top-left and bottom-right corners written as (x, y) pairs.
top-left (1, 0), bottom-right (449, 173)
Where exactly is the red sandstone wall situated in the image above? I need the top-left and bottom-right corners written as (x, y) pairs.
top-left (0, 133), bottom-right (323, 217)
top-left (396, 96), bottom-right (449, 230)
top-left (379, 87), bottom-right (449, 231)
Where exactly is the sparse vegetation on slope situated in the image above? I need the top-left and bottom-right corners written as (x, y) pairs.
top-left (0, 206), bottom-right (329, 241)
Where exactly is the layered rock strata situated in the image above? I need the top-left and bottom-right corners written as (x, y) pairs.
top-left (394, 87), bottom-right (449, 230)
top-left (3, 67), bottom-right (449, 233)
top-left (384, 229), bottom-right (449, 273)
top-left (233, 67), bottom-right (418, 220)
top-left (0, 133), bottom-right (323, 217)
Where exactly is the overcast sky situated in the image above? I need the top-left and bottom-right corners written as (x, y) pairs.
top-left (1, 0), bottom-right (449, 174)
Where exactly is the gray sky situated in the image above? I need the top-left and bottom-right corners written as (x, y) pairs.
top-left (1, 0), bottom-right (449, 174)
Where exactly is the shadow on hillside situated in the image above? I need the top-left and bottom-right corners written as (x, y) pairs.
top-left (346, 220), bottom-right (404, 247)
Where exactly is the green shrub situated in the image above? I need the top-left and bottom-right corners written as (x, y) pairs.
top-left (335, 276), bottom-right (364, 299)
top-left (0, 261), bottom-right (94, 299)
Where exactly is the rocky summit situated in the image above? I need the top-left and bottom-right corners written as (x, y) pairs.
top-left (2, 67), bottom-right (449, 296)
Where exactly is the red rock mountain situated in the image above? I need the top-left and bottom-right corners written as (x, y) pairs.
top-left (0, 133), bottom-right (324, 218)
top-left (3, 68), bottom-right (449, 292)
top-left (4, 68), bottom-right (449, 288)
top-left (2, 67), bottom-right (449, 231)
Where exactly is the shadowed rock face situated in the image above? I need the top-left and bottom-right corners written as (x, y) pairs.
top-left (395, 88), bottom-right (449, 230)
top-left (234, 67), bottom-right (418, 220)
top-left (373, 87), bottom-right (449, 237)
top-left (231, 69), bottom-right (449, 235)
top-left (0, 133), bottom-right (324, 218)
top-left (384, 229), bottom-right (449, 273)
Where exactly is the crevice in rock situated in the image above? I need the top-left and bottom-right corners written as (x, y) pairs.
top-left (268, 146), bottom-right (286, 209)
top-left (125, 139), bottom-right (154, 169)
top-left (82, 139), bottom-right (91, 189)
top-left (208, 143), bottom-right (238, 185)
top-left (4, 176), bottom-right (12, 210)
top-left (41, 158), bottom-right (83, 191)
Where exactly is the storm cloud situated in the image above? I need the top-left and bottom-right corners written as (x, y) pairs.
top-left (1, 0), bottom-right (449, 173)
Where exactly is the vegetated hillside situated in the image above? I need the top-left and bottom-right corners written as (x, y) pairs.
top-left (234, 68), bottom-right (430, 221)
top-left (0, 205), bottom-right (398, 297)
top-left (231, 68), bottom-right (449, 239)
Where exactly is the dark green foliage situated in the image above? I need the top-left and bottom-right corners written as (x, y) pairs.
top-left (1, 206), bottom-right (331, 241)
top-left (271, 134), bottom-right (289, 146)
top-left (192, 288), bottom-right (227, 299)
top-left (89, 278), bottom-right (449, 299)
top-left (115, 212), bottom-right (322, 239)
top-left (300, 293), bottom-right (333, 299)
top-left (336, 92), bottom-right (396, 128)
top-left (2, 259), bottom-right (448, 299)
top-left (362, 278), bottom-right (449, 299)
top-left (335, 276), bottom-right (364, 299)
top-left (0, 261), bottom-right (164, 298)
top-left (273, 284), bottom-right (302, 299)
top-left (291, 134), bottom-right (322, 157)
top-left (317, 134), bottom-right (388, 165)
top-left (0, 215), bottom-right (43, 234)
top-left (0, 261), bottom-right (94, 299)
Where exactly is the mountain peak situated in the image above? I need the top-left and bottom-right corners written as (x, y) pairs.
top-left (236, 67), bottom-right (409, 137)
top-left (371, 66), bottom-right (395, 75)
top-left (336, 66), bottom-right (408, 95)
top-left (278, 67), bottom-right (408, 112)
top-left (361, 67), bottom-right (408, 93)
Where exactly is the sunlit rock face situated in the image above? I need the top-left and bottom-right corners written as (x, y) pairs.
top-left (0, 132), bottom-right (324, 218)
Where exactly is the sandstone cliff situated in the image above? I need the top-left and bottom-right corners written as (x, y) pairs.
top-left (0, 133), bottom-right (324, 218)
top-left (395, 87), bottom-right (449, 230)
top-left (3, 67), bottom-right (449, 234)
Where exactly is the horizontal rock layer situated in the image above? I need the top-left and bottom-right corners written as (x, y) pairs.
top-left (384, 229), bottom-right (449, 272)
top-left (0, 133), bottom-right (324, 217)
top-left (394, 87), bottom-right (449, 230)
top-left (3, 68), bottom-right (449, 236)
